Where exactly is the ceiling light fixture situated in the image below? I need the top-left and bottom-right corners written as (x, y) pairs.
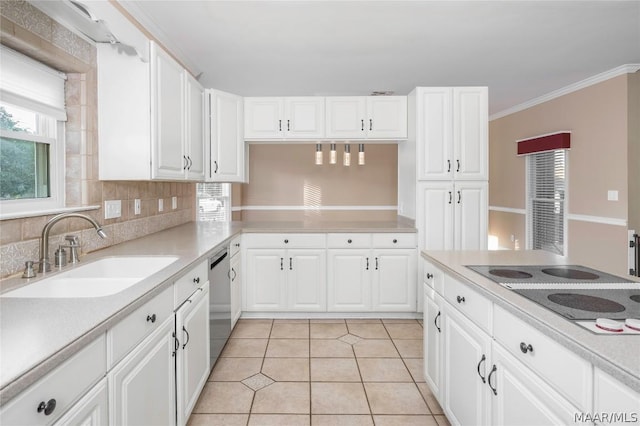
top-left (315, 143), bottom-right (323, 165)
top-left (330, 143), bottom-right (337, 164)
top-left (343, 144), bottom-right (351, 167)
top-left (358, 144), bottom-right (365, 165)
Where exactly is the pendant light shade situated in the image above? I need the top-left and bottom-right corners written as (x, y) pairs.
top-left (358, 144), bottom-right (365, 165)
top-left (330, 143), bottom-right (337, 164)
top-left (315, 143), bottom-right (323, 165)
top-left (343, 144), bottom-right (351, 166)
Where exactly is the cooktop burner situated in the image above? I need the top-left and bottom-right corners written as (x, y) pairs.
top-left (489, 269), bottom-right (533, 279)
top-left (541, 268), bottom-right (599, 280)
top-left (631, 295), bottom-right (640, 303)
top-left (547, 293), bottom-right (626, 313)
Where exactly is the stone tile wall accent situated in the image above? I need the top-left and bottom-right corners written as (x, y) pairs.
top-left (0, 1), bottom-right (196, 279)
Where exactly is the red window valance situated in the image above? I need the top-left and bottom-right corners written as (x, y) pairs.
top-left (516, 132), bottom-right (571, 155)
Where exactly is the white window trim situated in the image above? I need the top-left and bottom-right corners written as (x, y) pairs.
top-left (525, 150), bottom-right (569, 257)
top-left (0, 122), bottom-right (66, 219)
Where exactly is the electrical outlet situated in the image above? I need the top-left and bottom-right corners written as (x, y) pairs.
top-left (104, 200), bottom-right (122, 219)
top-left (158, 198), bottom-right (164, 212)
top-left (134, 199), bottom-right (141, 215)
top-left (172, 196), bottom-right (177, 210)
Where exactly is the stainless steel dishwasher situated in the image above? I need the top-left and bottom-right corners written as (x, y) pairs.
top-left (208, 247), bottom-right (231, 369)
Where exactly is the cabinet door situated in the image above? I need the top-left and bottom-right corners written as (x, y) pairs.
top-left (366, 96), bottom-right (407, 139)
top-left (418, 182), bottom-right (454, 251)
top-left (230, 254), bottom-right (241, 328)
top-left (417, 88), bottom-right (453, 180)
top-left (594, 368), bottom-right (640, 426)
top-left (372, 249), bottom-right (417, 311)
top-left (453, 87), bottom-right (488, 180)
top-left (490, 344), bottom-right (581, 426)
top-left (327, 249), bottom-right (371, 311)
top-left (287, 249), bottom-right (326, 311)
top-left (424, 287), bottom-right (443, 403)
top-left (151, 42), bottom-right (185, 180)
top-left (453, 181), bottom-right (488, 250)
top-left (185, 74), bottom-right (205, 180)
top-left (53, 379), bottom-right (108, 426)
top-left (109, 318), bottom-right (176, 426)
top-left (209, 90), bottom-right (245, 182)
top-left (244, 98), bottom-right (284, 139)
top-left (245, 249), bottom-right (286, 310)
top-left (325, 97), bottom-right (367, 139)
top-left (176, 283), bottom-right (210, 426)
top-left (284, 97), bottom-right (325, 139)
top-left (443, 305), bottom-right (491, 426)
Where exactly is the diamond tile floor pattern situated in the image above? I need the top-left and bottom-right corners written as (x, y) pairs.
top-left (189, 319), bottom-right (451, 426)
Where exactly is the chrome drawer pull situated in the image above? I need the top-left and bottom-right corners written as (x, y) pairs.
top-left (477, 354), bottom-right (486, 383)
top-left (488, 365), bottom-right (498, 395)
top-left (434, 311), bottom-right (441, 333)
top-left (426, 273), bottom-right (434, 279)
top-left (37, 399), bottom-right (56, 416)
top-left (146, 314), bottom-right (156, 323)
top-left (456, 295), bottom-right (466, 304)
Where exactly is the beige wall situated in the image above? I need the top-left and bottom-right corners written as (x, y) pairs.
top-left (489, 74), bottom-right (634, 275)
top-left (236, 144), bottom-right (398, 221)
top-left (628, 71), bottom-right (640, 233)
top-left (0, 2), bottom-right (195, 279)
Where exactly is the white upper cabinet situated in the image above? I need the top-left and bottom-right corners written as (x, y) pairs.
top-left (325, 96), bottom-right (408, 139)
top-left (417, 87), bottom-right (487, 181)
top-left (244, 97), bottom-right (324, 139)
top-left (98, 40), bottom-right (206, 181)
top-left (207, 89), bottom-right (245, 182)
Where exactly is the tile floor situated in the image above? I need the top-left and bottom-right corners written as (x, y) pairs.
top-left (189, 319), bottom-right (451, 426)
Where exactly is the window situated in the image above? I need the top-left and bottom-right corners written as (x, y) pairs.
top-left (526, 150), bottom-right (567, 255)
top-left (197, 183), bottom-right (231, 222)
top-left (0, 46), bottom-right (66, 218)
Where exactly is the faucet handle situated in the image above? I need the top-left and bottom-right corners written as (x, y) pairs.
top-left (22, 261), bottom-right (37, 279)
top-left (65, 235), bottom-right (80, 246)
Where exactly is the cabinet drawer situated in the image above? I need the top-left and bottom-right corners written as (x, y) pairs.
top-left (423, 260), bottom-right (445, 294)
top-left (243, 233), bottom-right (326, 249)
top-left (493, 305), bottom-right (592, 411)
top-left (443, 274), bottom-right (492, 332)
top-left (0, 335), bottom-right (106, 426)
top-left (174, 260), bottom-right (208, 308)
top-left (230, 236), bottom-right (241, 257)
top-left (327, 233), bottom-right (372, 248)
top-left (108, 285), bottom-right (173, 367)
top-left (372, 233), bottom-right (417, 248)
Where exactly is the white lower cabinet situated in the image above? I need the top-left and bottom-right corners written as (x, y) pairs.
top-left (443, 304), bottom-right (491, 426)
top-left (594, 368), bottom-right (640, 426)
top-left (230, 251), bottom-right (242, 327)
top-left (175, 282), bottom-right (210, 426)
top-left (245, 248), bottom-right (326, 311)
top-left (108, 317), bottom-right (176, 426)
top-left (372, 249), bottom-right (417, 311)
top-left (327, 249), bottom-right (371, 311)
top-left (53, 379), bottom-right (108, 426)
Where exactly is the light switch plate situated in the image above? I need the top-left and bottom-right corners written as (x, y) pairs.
top-left (104, 200), bottom-right (122, 219)
top-left (172, 196), bottom-right (177, 210)
top-left (158, 198), bottom-right (164, 212)
top-left (134, 199), bottom-right (141, 215)
top-left (608, 190), bottom-right (619, 201)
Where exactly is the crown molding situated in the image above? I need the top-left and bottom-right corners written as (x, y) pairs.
top-left (490, 64), bottom-right (640, 121)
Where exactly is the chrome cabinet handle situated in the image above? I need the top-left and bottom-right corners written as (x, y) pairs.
top-left (447, 159), bottom-right (451, 173)
top-left (366, 257), bottom-right (369, 271)
top-left (434, 311), bottom-right (441, 333)
top-left (448, 191), bottom-right (452, 204)
top-left (520, 342), bottom-right (534, 354)
top-left (456, 295), bottom-right (465, 303)
top-left (457, 191), bottom-right (461, 204)
top-left (279, 119), bottom-right (282, 131)
top-left (369, 118), bottom-right (373, 131)
top-left (456, 159), bottom-right (461, 172)
top-left (231, 267), bottom-right (237, 281)
top-left (280, 257), bottom-right (283, 270)
top-left (488, 365), bottom-right (498, 395)
top-left (287, 119), bottom-right (290, 131)
top-left (284, 239), bottom-right (289, 244)
top-left (214, 160), bottom-right (218, 173)
top-left (361, 119), bottom-right (364, 131)
top-left (375, 257), bottom-right (379, 270)
top-left (146, 314), bottom-right (156, 323)
top-left (477, 354), bottom-right (487, 383)
top-left (426, 273), bottom-right (434, 279)
top-left (393, 239), bottom-right (398, 244)
top-left (289, 257), bottom-right (293, 270)
top-left (37, 399), bottom-right (56, 416)
top-left (182, 326), bottom-right (190, 349)
top-left (193, 276), bottom-right (200, 284)
top-left (347, 239), bottom-right (352, 244)
top-left (172, 332), bottom-right (180, 357)
top-left (183, 155), bottom-right (188, 170)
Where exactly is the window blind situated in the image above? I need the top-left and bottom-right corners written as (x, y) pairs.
top-left (197, 183), bottom-right (231, 222)
top-left (527, 150), bottom-right (566, 255)
top-left (0, 46), bottom-right (67, 121)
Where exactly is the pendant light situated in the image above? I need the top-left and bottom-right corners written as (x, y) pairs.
top-left (329, 143), bottom-right (337, 164)
top-left (315, 143), bottom-right (323, 165)
top-left (343, 144), bottom-right (351, 166)
top-left (358, 144), bottom-right (365, 165)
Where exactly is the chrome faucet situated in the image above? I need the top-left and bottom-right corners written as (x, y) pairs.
top-left (39, 213), bottom-right (107, 273)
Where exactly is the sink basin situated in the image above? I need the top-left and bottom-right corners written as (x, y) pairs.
top-left (2, 256), bottom-right (179, 298)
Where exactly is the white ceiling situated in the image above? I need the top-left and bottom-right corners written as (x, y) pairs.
top-left (120, 1), bottom-right (640, 116)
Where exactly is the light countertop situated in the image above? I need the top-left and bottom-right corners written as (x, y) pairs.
top-left (421, 249), bottom-right (640, 393)
top-left (0, 220), bottom-right (416, 405)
